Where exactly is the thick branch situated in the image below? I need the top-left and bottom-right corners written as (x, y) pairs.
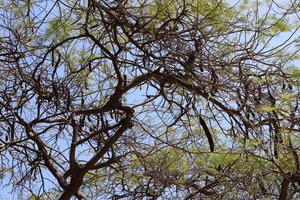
top-left (84, 106), bottom-right (134, 170)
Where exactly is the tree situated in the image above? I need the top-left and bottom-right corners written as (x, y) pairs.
top-left (0, 0), bottom-right (300, 199)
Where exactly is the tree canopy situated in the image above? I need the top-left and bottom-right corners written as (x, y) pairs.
top-left (1, 0), bottom-right (300, 199)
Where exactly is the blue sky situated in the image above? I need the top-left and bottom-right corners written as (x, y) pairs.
top-left (1, 0), bottom-right (300, 199)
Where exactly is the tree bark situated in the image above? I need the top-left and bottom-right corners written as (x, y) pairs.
top-left (59, 170), bottom-right (85, 200)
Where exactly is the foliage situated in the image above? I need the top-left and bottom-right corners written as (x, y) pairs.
top-left (0, 0), bottom-right (300, 199)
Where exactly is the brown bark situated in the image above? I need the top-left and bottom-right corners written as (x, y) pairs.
top-left (59, 169), bottom-right (85, 200)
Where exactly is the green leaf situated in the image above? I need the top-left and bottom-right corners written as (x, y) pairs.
top-left (45, 18), bottom-right (72, 41)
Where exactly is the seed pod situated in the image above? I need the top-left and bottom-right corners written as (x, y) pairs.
top-left (123, 74), bottom-right (127, 86)
top-left (199, 116), bottom-right (214, 152)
